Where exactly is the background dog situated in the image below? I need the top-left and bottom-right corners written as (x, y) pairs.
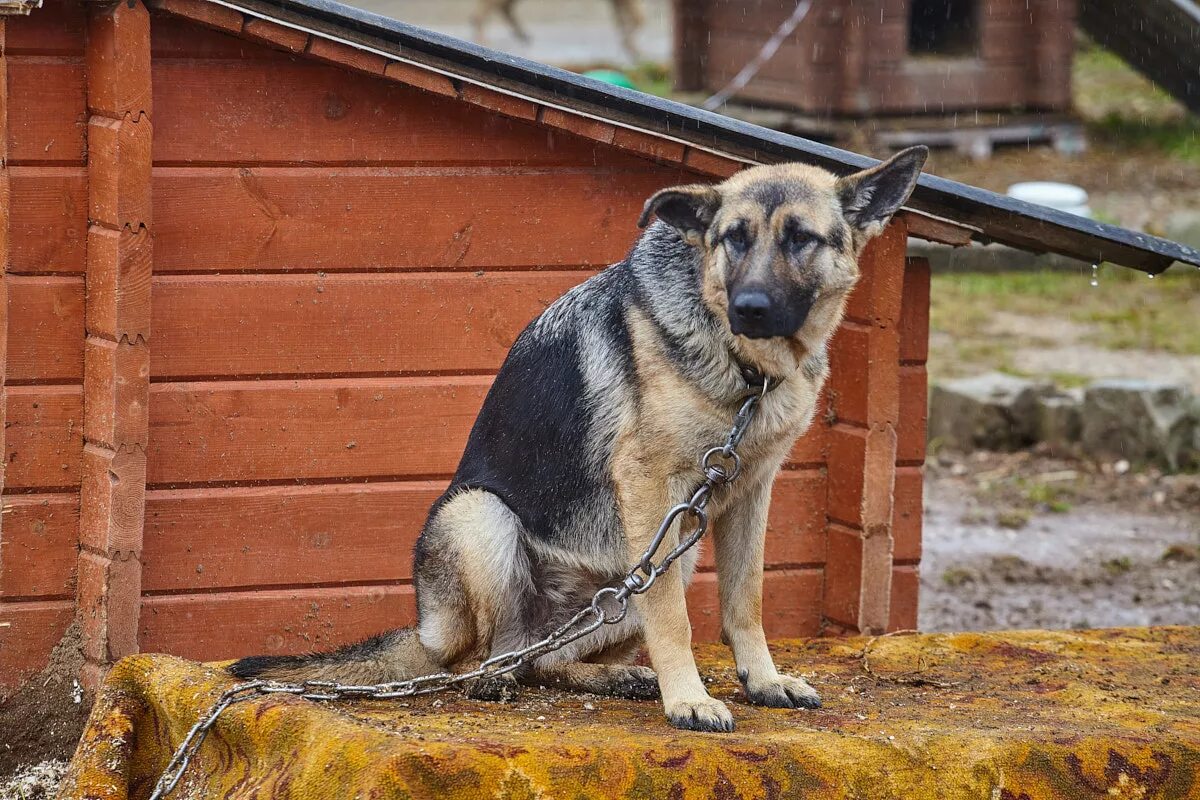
top-left (232, 147), bottom-right (928, 732)
top-left (471, 0), bottom-right (645, 61)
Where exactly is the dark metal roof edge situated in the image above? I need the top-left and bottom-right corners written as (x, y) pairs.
top-left (226, 0), bottom-right (1200, 273)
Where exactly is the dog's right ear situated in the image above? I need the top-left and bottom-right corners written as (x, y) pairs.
top-left (638, 184), bottom-right (721, 244)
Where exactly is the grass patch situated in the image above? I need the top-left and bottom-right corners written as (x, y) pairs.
top-left (1073, 43), bottom-right (1200, 164)
top-left (930, 268), bottom-right (1200, 358)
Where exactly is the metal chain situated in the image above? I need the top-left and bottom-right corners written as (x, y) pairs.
top-left (148, 377), bottom-right (771, 800)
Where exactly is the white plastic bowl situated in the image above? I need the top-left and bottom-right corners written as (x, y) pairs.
top-left (1006, 181), bottom-right (1092, 218)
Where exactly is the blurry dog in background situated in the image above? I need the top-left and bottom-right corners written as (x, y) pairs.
top-left (471, 0), bottom-right (645, 61)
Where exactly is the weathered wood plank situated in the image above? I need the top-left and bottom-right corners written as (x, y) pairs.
top-left (138, 584), bottom-right (418, 661)
top-left (151, 59), bottom-right (638, 166)
top-left (137, 568), bottom-right (823, 661)
top-left (1, 0), bottom-right (86, 55)
top-left (145, 377), bottom-right (827, 486)
top-left (0, 493), bottom-right (79, 600)
top-left (5, 59), bottom-right (86, 164)
top-left (0, 599), bottom-right (74, 697)
top-left (152, 167), bottom-right (688, 272)
top-left (151, 272), bottom-right (590, 379)
top-left (146, 377), bottom-right (489, 485)
top-left (5, 276), bottom-right (84, 383)
top-left (140, 470), bottom-right (828, 593)
top-left (3, 385), bottom-right (83, 490)
top-left (7, 167), bottom-right (87, 274)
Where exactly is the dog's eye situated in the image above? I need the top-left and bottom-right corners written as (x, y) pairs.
top-left (724, 227), bottom-right (749, 252)
top-left (788, 229), bottom-right (815, 252)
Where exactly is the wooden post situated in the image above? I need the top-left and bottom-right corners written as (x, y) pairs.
top-left (822, 220), bottom-right (907, 635)
top-left (672, 0), bottom-right (709, 93)
top-left (0, 18), bottom-right (9, 544)
top-left (79, 0), bottom-right (152, 691)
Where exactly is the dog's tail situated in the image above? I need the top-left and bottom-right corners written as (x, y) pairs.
top-left (228, 627), bottom-right (441, 686)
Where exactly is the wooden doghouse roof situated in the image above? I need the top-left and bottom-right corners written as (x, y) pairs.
top-left (116, 0), bottom-right (1200, 274)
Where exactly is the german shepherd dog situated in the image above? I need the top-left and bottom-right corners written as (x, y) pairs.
top-left (231, 147), bottom-right (928, 732)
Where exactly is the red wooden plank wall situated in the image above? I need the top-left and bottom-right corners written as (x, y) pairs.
top-left (0, 0), bottom-right (927, 694)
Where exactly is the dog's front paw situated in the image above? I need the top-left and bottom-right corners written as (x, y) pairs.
top-left (665, 696), bottom-right (735, 732)
top-left (464, 674), bottom-right (520, 703)
top-left (741, 673), bottom-right (821, 709)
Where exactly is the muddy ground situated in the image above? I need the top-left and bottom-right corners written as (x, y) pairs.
top-left (921, 450), bottom-right (1200, 632)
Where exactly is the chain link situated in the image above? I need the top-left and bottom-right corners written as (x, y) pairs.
top-left (148, 377), bottom-right (771, 800)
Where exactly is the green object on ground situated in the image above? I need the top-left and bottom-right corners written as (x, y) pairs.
top-left (583, 69), bottom-right (636, 90)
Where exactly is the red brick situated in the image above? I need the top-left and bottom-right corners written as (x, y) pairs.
top-left (242, 17), bottom-right (309, 53)
top-left (892, 465), bottom-right (923, 563)
top-left (612, 127), bottom-right (687, 164)
top-left (460, 83), bottom-right (538, 121)
top-left (861, 425), bottom-right (897, 535)
top-left (888, 564), bottom-right (920, 631)
top-left (306, 37), bottom-right (387, 75)
top-left (845, 219), bottom-right (907, 326)
top-left (148, 0), bottom-right (243, 33)
top-left (78, 549), bottom-right (142, 663)
top-left (85, 224), bottom-right (151, 342)
top-left (897, 364), bottom-right (928, 465)
top-left (687, 569), bottom-right (823, 642)
top-left (826, 423), bottom-right (866, 527)
top-left (383, 60), bottom-right (458, 98)
top-left (88, 115), bottom-right (152, 229)
top-left (540, 106), bottom-right (617, 145)
top-left (83, 337), bottom-right (149, 449)
top-left (79, 444), bottom-right (146, 557)
top-left (900, 257), bottom-right (931, 364)
top-left (822, 524), bottom-right (863, 631)
top-left (828, 321), bottom-right (900, 428)
top-left (86, 0), bottom-right (152, 119)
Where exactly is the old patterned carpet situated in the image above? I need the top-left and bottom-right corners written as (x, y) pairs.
top-left (56, 628), bottom-right (1200, 799)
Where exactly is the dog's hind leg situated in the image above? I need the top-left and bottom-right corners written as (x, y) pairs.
top-left (417, 489), bottom-right (533, 702)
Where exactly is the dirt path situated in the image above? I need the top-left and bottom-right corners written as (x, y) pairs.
top-left (920, 455), bottom-right (1200, 632)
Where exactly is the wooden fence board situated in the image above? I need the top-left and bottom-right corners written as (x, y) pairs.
top-left (151, 272), bottom-right (590, 379)
top-left (146, 377), bottom-right (490, 485)
top-left (7, 167), bottom-right (87, 274)
top-left (5, 59), bottom-right (86, 164)
top-left (152, 167), bottom-right (686, 272)
top-left (0, 493), bottom-right (78, 599)
top-left (139, 584), bottom-right (417, 661)
top-left (5, 276), bottom-right (84, 383)
top-left (3, 385), bottom-right (83, 490)
top-left (0, 599), bottom-right (74, 697)
top-left (152, 60), bottom-right (641, 167)
top-left (2, 0), bottom-right (86, 55)
top-left (140, 469), bottom-right (828, 594)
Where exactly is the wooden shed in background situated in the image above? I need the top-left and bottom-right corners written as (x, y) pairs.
top-left (0, 0), bottom-right (1194, 698)
top-left (675, 0), bottom-right (1079, 151)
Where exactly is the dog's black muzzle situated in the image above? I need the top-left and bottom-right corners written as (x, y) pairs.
top-left (728, 285), bottom-right (815, 340)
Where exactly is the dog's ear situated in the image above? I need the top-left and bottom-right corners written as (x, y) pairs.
top-left (638, 184), bottom-right (721, 244)
top-left (836, 146), bottom-right (927, 241)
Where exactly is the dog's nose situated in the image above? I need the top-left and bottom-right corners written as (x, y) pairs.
top-left (731, 291), bottom-right (772, 325)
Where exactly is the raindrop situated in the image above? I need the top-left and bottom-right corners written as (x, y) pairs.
top-left (1089, 264), bottom-right (1099, 288)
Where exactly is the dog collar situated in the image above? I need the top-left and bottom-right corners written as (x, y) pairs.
top-left (734, 357), bottom-right (779, 394)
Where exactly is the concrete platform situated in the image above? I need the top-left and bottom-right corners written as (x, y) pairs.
top-left (58, 628), bottom-right (1200, 799)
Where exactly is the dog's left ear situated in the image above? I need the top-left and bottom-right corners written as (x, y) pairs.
top-left (638, 184), bottom-right (721, 245)
top-left (837, 146), bottom-right (928, 241)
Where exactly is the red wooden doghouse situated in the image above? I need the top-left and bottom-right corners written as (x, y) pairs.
top-left (675, 0), bottom-right (1080, 153)
top-left (0, 0), bottom-right (1193, 697)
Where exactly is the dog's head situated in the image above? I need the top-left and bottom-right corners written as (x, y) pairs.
top-left (638, 147), bottom-right (926, 357)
